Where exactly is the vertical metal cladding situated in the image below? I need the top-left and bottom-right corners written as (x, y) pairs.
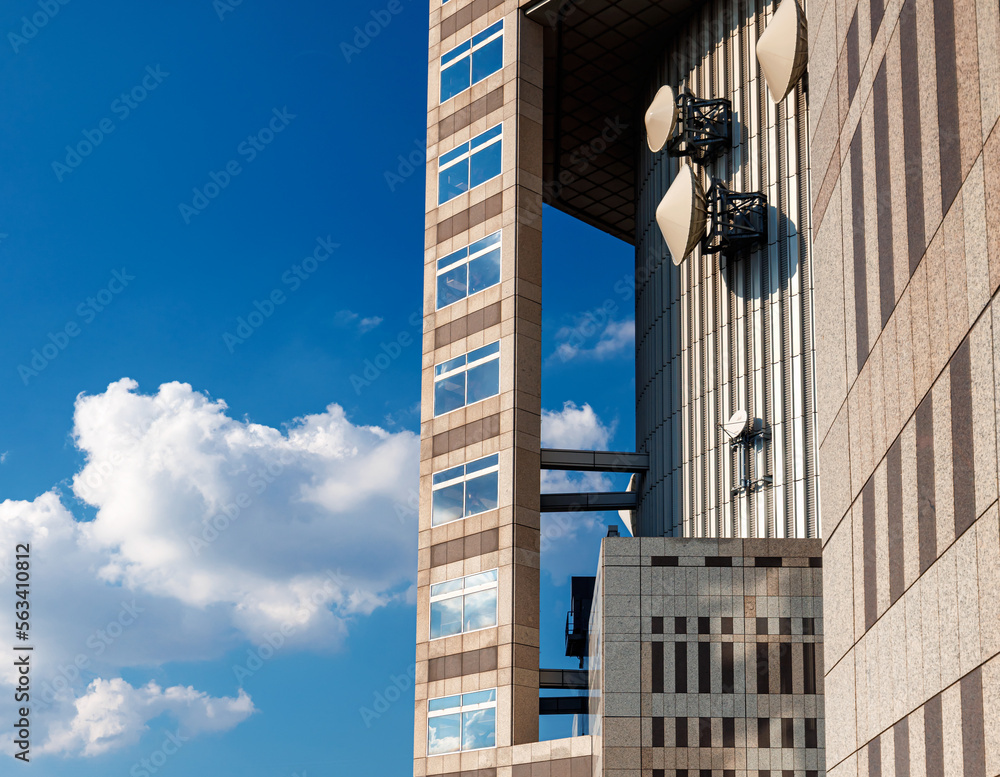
top-left (634, 0), bottom-right (817, 539)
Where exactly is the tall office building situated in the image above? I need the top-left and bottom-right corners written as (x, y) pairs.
top-left (414, 0), bottom-right (1000, 775)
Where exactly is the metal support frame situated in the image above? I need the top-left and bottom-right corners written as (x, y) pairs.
top-left (723, 421), bottom-right (773, 496)
top-left (540, 448), bottom-right (649, 472)
top-left (540, 492), bottom-right (638, 512)
top-left (539, 696), bottom-right (589, 715)
top-left (704, 179), bottom-right (768, 257)
top-left (668, 92), bottom-right (732, 163)
top-left (539, 669), bottom-right (589, 689)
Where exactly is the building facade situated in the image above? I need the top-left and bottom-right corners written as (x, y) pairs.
top-left (414, 0), bottom-right (1000, 774)
top-left (811, 0), bottom-right (1000, 772)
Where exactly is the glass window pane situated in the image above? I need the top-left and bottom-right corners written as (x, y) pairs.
top-left (438, 161), bottom-right (469, 204)
top-left (432, 482), bottom-right (465, 526)
top-left (462, 707), bottom-right (496, 751)
top-left (427, 711), bottom-right (461, 755)
top-left (432, 464), bottom-right (465, 486)
top-left (471, 21), bottom-right (502, 46)
top-left (464, 569), bottom-right (498, 588)
top-left (441, 40), bottom-right (471, 66)
top-left (439, 142), bottom-right (469, 167)
top-left (469, 141), bottom-right (502, 188)
top-left (430, 579), bottom-right (464, 597)
top-left (434, 373), bottom-right (466, 415)
top-left (430, 597), bottom-right (463, 639)
top-left (440, 59), bottom-right (470, 102)
top-left (465, 453), bottom-right (499, 474)
top-left (471, 37), bottom-right (503, 84)
top-left (469, 231), bottom-right (501, 254)
top-left (438, 246), bottom-right (469, 271)
top-left (468, 341), bottom-right (500, 362)
top-left (462, 689), bottom-right (497, 705)
top-left (463, 588), bottom-right (497, 631)
top-left (470, 125), bottom-right (502, 149)
top-left (468, 247), bottom-right (501, 295)
top-left (435, 354), bottom-right (466, 377)
top-left (466, 359), bottom-right (499, 404)
top-left (437, 264), bottom-right (468, 308)
top-left (464, 470), bottom-right (498, 516)
top-left (428, 694), bottom-right (461, 712)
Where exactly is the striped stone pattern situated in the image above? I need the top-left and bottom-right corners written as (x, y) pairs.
top-left (634, 0), bottom-right (818, 543)
top-left (415, 1), bottom-right (546, 775)
top-left (810, 0), bottom-right (1000, 770)
top-left (588, 537), bottom-right (824, 777)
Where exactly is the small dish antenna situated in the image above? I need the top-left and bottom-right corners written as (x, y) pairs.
top-left (721, 409), bottom-right (748, 441)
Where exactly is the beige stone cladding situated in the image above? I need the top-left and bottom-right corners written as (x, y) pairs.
top-left (811, 0), bottom-right (1000, 770)
top-left (590, 536), bottom-right (824, 777)
top-left (415, 1), bottom-right (546, 776)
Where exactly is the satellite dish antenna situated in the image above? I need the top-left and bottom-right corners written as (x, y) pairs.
top-left (656, 164), bottom-right (708, 265)
top-left (721, 409), bottom-right (748, 440)
top-left (617, 473), bottom-right (637, 537)
top-left (644, 85), bottom-right (678, 152)
top-left (756, 0), bottom-right (809, 102)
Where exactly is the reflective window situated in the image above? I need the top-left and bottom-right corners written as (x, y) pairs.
top-left (432, 454), bottom-right (500, 526)
top-left (429, 569), bottom-right (498, 639)
top-left (433, 341), bottom-right (500, 416)
top-left (440, 21), bottom-right (503, 103)
top-left (438, 125), bottom-right (502, 204)
top-left (427, 689), bottom-right (497, 755)
top-left (436, 231), bottom-right (502, 309)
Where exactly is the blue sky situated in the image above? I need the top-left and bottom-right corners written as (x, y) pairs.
top-left (0, 2), bottom-right (633, 774)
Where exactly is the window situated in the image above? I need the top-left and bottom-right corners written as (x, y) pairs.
top-left (429, 569), bottom-right (498, 639)
top-left (436, 231), bottom-right (502, 309)
top-left (438, 125), bottom-right (502, 204)
top-left (440, 21), bottom-right (503, 102)
top-left (427, 689), bottom-right (497, 755)
top-left (433, 341), bottom-right (500, 416)
top-left (432, 453), bottom-right (499, 526)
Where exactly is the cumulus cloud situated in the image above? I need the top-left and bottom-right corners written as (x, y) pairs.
top-left (0, 378), bottom-right (420, 758)
top-left (541, 401), bottom-right (616, 451)
top-left (552, 312), bottom-right (634, 362)
top-left (41, 679), bottom-right (254, 757)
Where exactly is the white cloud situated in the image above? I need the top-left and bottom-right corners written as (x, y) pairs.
top-left (0, 378), bottom-right (420, 758)
top-left (41, 678), bottom-right (254, 757)
top-left (68, 378), bottom-right (418, 642)
top-left (541, 401), bottom-right (616, 450)
top-left (358, 316), bottom-right (383, 333)
top-left (333, 309), bottom-right (382, 333)
top-left (552, 314), bottom-right (634, 362)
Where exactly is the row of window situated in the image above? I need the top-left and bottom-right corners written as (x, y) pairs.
top-left (425, 21), bottom-right (504, 757)
top-left (426, 570), bottom-right (499, 754)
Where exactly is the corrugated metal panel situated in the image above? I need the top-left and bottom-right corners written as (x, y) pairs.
top-left (635, 0), bottom-right (817, 540)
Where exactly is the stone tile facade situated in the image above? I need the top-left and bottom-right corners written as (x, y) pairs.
top-left (588, 537), bottom-right (824, 777)
top-left (810, 0), bottom-right (1000, 770)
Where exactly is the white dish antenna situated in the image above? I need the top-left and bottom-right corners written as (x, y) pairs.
top-left (722, 409), bottom-right (748, 440)
top-left (644, 85), bottom-right (678, 152)
top-left (756, 0), bottom-right (809, 103)
top-left (655, 164), bottom-right (708, 265)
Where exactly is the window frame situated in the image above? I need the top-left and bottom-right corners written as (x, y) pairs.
top-left (432, 340), bottom-right (500, 416)
top-left (429, 568), bottom-right (499, 640)
top-left (439, 20), bottom-right (504, 103)
top-left (426, 688), bottom-right (497, 756)
top-left (437, 124), bottom-right (503, 205)
top-left (435, 230), bottom-right (502, 310)
top-left (431, 453), bottom-right (500, 526)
